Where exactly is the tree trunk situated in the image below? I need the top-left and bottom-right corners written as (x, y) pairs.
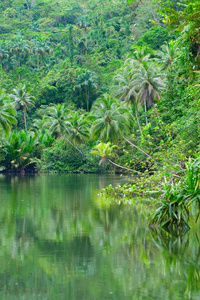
top-left (144, 100), bottom-right (148, 125)
top-left (133, 101), bottom-right (141, 132)
top-left (108, 158), bottom-right (134, 172)
top-left (18, 52), bottom-right (21, 80)
top-left (37, 54), bottom-right (39, 69)
top-left (1, 62), bottom-right (3, 81)
top-left (23, 107), bottom-right (27, 130)
top-left (84, 27), bottom-right (87, 54)
top-left (64, 136), bottom-right (85, 156)
top-left (85, 85), bottom-right (89, 112)
top-left (123, 136), bottom-right (153, 159)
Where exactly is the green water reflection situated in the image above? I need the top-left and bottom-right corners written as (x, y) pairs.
top-left (0, 174), bottom-right (199, 300)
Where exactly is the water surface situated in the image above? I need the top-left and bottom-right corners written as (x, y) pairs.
top-left (0, 174), bottom-right (199, 300)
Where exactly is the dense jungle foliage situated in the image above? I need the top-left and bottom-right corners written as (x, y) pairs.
top-left (0, 0), bottom-right (199, 226)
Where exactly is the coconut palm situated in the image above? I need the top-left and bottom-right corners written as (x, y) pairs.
top-left (0, 91), bottom-right (17, 134)
top-left (156, 43), bottom-right (177, 70)
top-left (125, 46), bottom-right (153, 70)
top-left (112, 70), bottom-right (141, 132)
top-left (74, 69), bottom-right (98, 112)
top-left (43, 104), bottom-right (68, 138)
top-left (90, 94), bottom-right (130, 143)
top-left (10, 84), bottom-right (35, 130)
top-left (42, 104), bottom-right (85, 155)
top-left (131, 62), bottom-right (165, 124)
top-left (66, 111), bottom-right (90, 145)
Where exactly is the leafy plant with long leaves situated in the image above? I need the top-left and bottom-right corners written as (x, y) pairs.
top-left (0, 130), bottom-right (40, 173)
top-left (0, 91), bottom-right (17, 134)
top-left (150, 157), bottom-right (200, 229)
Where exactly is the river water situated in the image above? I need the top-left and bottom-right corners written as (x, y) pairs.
top-left (0, 174), bottom-right (199, 300)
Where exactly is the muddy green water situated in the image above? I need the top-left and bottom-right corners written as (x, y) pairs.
top-left (0, 174), bottom-right (199, 300)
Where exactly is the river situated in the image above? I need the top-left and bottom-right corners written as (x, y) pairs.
top-left (0, 174), bottom-right (199, 299)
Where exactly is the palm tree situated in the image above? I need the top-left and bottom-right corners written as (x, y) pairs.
top-left (156, 43), bottom-right (177, 70)
top-left (125, 46), bottom-right (153, 71)
top-left (66, 111), bottom-right (90, 145)
top-left (42, 104), bottom-right (85, 155)
top-left (66, 25), bottom-right (76, 66)
top-left (0, 40), bottom-right (8, 72)
top-left (112, 70), bottom-right (141, 132)
top-left (91, 142), bottom-right (134, 172)
top-left (74, 69), bottom-right (98, 112)
top-left (131, 62), bottom-right (165, 124)
top-left (31, 36), bottom-right (53, 68)
top-left (9, 34), bottom-right (30, 68)
top-left (10, 84), bottom-right (35, 130)
top-left (43, 104), bottom-right (68, 138)
top-left (90, 94), bottom-right (130, 143)
top-left (78, 16), bottom-right (91, 54)
top-left (0, 91), bottom-right (17, 134)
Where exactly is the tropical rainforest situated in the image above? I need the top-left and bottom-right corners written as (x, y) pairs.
top-left (0, 0), bottom-right (199, 226)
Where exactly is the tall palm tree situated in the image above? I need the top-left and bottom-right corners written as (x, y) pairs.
top-left (74, 69), bottom-right (98, 112)
top-left (90, 94), bottom-right (130, 143)
top-left (112, 70), bottom-right (141, 132)
top-left (78, 16), bottom-right (91, 54)
top-left (0, 40), bottom-right (8, 71)
top-left (66, 111), bottom-right (90, 145)
top-left (42, 104), bottom-right (85, 155)
top-left (131, 62), bottom-right (165, 124)
top-left (43, 104), bottom-right (68, 138)
top-left (66, 25), bottom-right (76, 66)
top-left (0, 91), bottom-right (17, 134)
top-left (10, 84), bottom-right (35, 130)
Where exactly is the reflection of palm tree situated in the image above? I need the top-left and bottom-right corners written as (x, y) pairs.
top-left (10, 84), bottom-right (35, 130)
top-left (90, 94), bottom-right (130, 143)
top-left (74, 69), bottom-right (98, 112)
top-left (0, 91), bottom-right (17, 134)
